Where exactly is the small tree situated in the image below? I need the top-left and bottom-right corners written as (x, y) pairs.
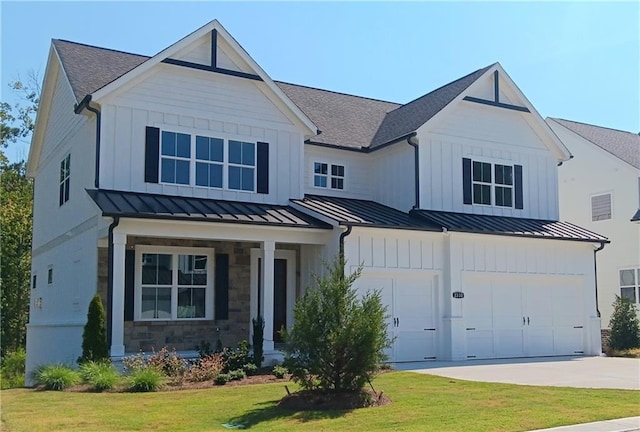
top-left (78, 294), bottom-right (109, 364)
top-left (251, 316), bottom-right (265, 368)
top-left (608, 295), bottom-right (640, 351)
top-left (283, 255), bottom-right (391, 393)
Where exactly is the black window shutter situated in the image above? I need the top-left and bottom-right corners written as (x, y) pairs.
top-left (514, 164), bottom-right (523, 209)
top-left (462, 158), bottom-right (472, 204)
top-left (215, 254), bottom-right (229, 320)
top-left (124, 250), bottom-right (135, 321)
top-left (144, 126), bottom-right (160, 183)
top-left (256, 142), bottom-right (269, 194)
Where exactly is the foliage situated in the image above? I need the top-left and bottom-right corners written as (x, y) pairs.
top-left (0, 348), bottom-right (26, 389)
top-left (228, 369), bottom-right (246, 381)
top-left (34, 364), bottom-right (80, 390)
top-left (221, 340), bottom-right (251, 373)
top-left (251, 315), bottom-right (265, 367)
top-left (78, 295), bottom-right (109, 364)
top-left (122, 351), bottom-right (147, 374)
top-left (214, 373), bottom-right (230, 385)
top-left (127, 367), bottom-right (163, 392)
top-left (0, 75), bottom-right (39, 149)
top-left (79, 361), bottom-right (119, 391)
top-left (147, 347), bottom-right (187, 377)
top-left (606, 347), bottom-right (640, 358)
top-left (196, 341), bottom-right (213, 358)
top-left (183, 354), bottom-right (224, 382)
top-left (272, 364), bottom-right (288, 379)
top-left (243, 362), bottom-right (258, 376)
top-left (283, 255), bottom-right (391, 392)
top-left (608, 296), bottom-right (640, 351)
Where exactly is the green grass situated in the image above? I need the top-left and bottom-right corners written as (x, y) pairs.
top-left (2, 372), bottom-right (639, 432)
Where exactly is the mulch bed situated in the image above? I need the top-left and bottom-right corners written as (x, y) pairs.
top-left (278, 389), bottom-right (391, 410)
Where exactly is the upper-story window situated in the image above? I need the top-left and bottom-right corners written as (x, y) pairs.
top-left (463, 158), bottom-right (522, 209)
top-left (620, 268), bottom-right (639, 303)
top-left (591, 193), bottom-right (612, 221)
top-left (228, 140), bottom-right (255, 191)
top-left (59, 154), bottom-right (70, 206)
top-left (161, 132), bottom-right (191, 185)
top-left (195, 136), bottom-right (223, 188)
top-left (314, 162), bottom-right (345, 190)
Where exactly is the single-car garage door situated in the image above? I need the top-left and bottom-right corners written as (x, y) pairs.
top-left (464, 274), bottom-right (585, 359)
top-left (354, 274), bottom-right (438, 362)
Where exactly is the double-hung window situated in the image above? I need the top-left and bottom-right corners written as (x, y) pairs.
top-left (314, 162), bottom-right (345, 190)
top-left (59, 154), bottom-right (70, 205)
top-left (137, 247), bottom-right (213, 321)
top-left (228, 140), bottom-right (255, 191)
top-left (161, 131), bottom-right (191, 185)
top-left (620, 268), bottom-right (640, 303)
top-left (331, 164), bottom-right (345, 189)
top-left (314, 162), bottom-right (328, 187)
top-left (195, 136), bottom-right (224, 188)
top-left (494, 164), bottom-right (513, 207)
top-left (472, 161), bottom-right (492, 205)
top-left (466, 158), bottom-right (518, 208)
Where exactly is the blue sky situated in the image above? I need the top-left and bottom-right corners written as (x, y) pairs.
top-left (1, 1), bottom-right (638, 162)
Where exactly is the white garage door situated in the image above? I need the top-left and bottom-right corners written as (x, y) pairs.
top-left (464, 274), bottom-right (585, 359)
top-left (355, 275), bottom-right (437, 362)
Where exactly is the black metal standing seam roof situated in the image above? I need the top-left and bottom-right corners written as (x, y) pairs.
top-left (411, 209), bottom-right (609, 243)
top-left (87, 189), bottom-right (331, 229)
top-left (551, 118), bottom-right (640, 170)
top-left (291, 195), bottom-right (439, 231)
top-left (631, 209), bottom-right (640, 222)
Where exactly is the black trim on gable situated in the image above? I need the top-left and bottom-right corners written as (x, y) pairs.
top-left (211, 29), bottom-right (217, 68)
top-left (463, 96), bottom-right (530, 112)
top-left (161, 58), bottom-right (263, 81)
top-left (494, 70), bottom-right (499, 103)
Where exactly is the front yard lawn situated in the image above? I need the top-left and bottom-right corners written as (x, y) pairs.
top-left (2, 372), bottom-right (639, 431)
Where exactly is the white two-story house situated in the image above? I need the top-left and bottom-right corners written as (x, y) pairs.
top-left (548, 118), bottom-right (640, 334)
top-left (26, 20), bottom-right (607, 381)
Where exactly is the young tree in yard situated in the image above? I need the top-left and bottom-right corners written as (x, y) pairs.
top-left (608, 296), bottom-right (640, 351)
top-left (283, 255), bottom-right (391, 393)
top-left (78, 295), bottom-right (109, 364)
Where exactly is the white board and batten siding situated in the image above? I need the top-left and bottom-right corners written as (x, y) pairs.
top-left (98, 65), bottom-right (305, 205)
top-left (371, 144), bottom-right (416, 212)
top-left (420, 102), bottom-right (560, 220)
top-left (304, 146), bottom-right (372, 200)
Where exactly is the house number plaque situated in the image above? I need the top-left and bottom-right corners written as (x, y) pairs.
top-left (452, 291), bottom-right (464, 299)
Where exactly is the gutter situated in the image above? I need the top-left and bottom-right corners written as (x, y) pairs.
top-left (106, 216), bottom-right (120, 346)
top-left (593, 241), bottom-right (606, 318)
top-left (338, 225), bottom-right (353, 278)
top-left (74, 95), bottom-right (101, 188)
top-left (406, 135), bottom-right (420, 209)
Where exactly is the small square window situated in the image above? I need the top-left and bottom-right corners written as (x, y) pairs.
top-left (47, 268), bottom-right (53, 285)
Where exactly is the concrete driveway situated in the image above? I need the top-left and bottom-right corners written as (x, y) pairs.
top-left (395, 356), bottom-right (640, 390)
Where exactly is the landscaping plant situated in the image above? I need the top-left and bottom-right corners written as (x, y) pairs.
top-left (282, 255), bottom-right (391, 392)
top-left (34, 364), bottom-right (80, 390)
top-left (608, 295), bottom-right (640, 351)
top-left (221, 340), bottom-right (251, 373)
top-left (127, 366), bottom-right (163, 392)
top-left (251, 315), bottom-right (265, 367)
top-left (183, 354), bottom-right (225, 382)
top-left (0, 348), bottom-right (26, 389)
top-left (78, 294), bottom-right (109, 364)
top-left (79, 361), bottom-right (119, 391)
top-left (272, 364), bottom-right (288, 379)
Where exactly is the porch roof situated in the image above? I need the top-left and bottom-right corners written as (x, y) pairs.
top-left (87, 189), bottom-right (332, 229)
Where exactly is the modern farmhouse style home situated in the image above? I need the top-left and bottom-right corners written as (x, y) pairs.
top-left (26, 20), bottom-right (607, 381)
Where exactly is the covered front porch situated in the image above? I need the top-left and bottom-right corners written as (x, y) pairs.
top-left (89, 190), bottom-right (335, 360)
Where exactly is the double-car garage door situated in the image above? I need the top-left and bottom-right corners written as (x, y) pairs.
top-left (463, 274), bottom-right (586, 359)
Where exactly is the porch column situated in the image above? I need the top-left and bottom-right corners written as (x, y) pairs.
top-left (110, 232), bottom-right (126, 357)
top-left (261, 240), bottom-right (275, 352)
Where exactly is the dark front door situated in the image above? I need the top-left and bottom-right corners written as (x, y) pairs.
top-left (273, 259), bottom-right (287, 343)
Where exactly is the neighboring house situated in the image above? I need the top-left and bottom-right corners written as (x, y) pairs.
top-left (547, 118), bottom-right (640, 331)
top-left (26, 20), bottom-right (607, 382)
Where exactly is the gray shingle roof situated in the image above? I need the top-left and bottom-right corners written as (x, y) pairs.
top-left (52, 39), bottom-right (492, 150)
top-left (53, 39), bottom-right (149, 102)
top-left (275, 82), bottom-right (400, 149)
top-left (412, 209), bottom-right (609, 243)
top-left (551, 118), bottom-right (640, 170)
top-left (87, 189), bottom-right (331, 229)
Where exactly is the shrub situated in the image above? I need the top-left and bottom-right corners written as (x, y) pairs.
top-left (228, 369), bottom-right (246, 381)
top-left (251, 316), bottom-right (265, 368)
top-left (221, 340), bottom-right (251, 373)
top-left (196, 341), bottom-right (213, 358)
top-left (608, 296), bottom-right (640, 351)
top-left (127, 367), bottom-right (163, 392)
top-left (283, 255), bottom-right (391, 392)
top-left (0, 348), bottom-right (26, 389)
top-left (214, 373), bottom-right (229, 385)
top-left (147, 347), bottom-right (186, 377)
top-left (183, 354), bottom-right (224, 382)
top-left (35, 364), bottom-right (80, 390)
top-left (272, 365), bottom-right (288, 379)
top-left (79, 361), bottom-right (119, 391)
top-left (78, 295), bottom-right (109, 364)
top-left (122, 351), bottom-right (147, 373)
top-left (243, 363), bottom-right (258, 376)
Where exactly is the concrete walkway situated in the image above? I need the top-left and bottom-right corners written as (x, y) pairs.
top-left (395, 356), bottom-right (640, 390)
top-left (527, 416), bottom-right (640, 432)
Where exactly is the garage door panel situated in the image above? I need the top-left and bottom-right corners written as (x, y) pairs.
top-left (464, 280), bottom-right (493, 328)
top-left (396, 330), bottom-right (437, 361)
top-left (527, 328), bottom-right (555, 356)
top-left (467, 329), bottom-right (494, 359)
top-left (495, 329), bottom-right (524, 357)
top-left (555, 328), bottom-right (583, 355)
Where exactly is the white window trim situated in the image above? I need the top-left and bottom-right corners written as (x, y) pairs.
top-left (156, 125), bottom-right (257, 193)
top-left (468, 157), bottom-right (515, 208)
top-left (134, 245), bottom-right (215, 321)
top-left (619, 267), bottom-right (640, 303)
top-left (590, 191), bottom-right (614, 222)
top-left (312, 160), bottom-right (346, 190)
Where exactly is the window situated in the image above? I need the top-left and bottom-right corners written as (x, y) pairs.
top-left (137, 247), bottom-right (213, 320)
top-left (47, 267), bottom-right (53, 285)
top-left (32, 274), bottom-right (37, 289)
top-left (314, 162), bottom-right (345, 190)
top-left (59, 154), bottom-right (70, 205)
top-left (470, 160), bottom-right (514, 207)
top-left (228, 140), bottom-right (255, 191)
top-left (195, 136), bottom-right (223, 188)
top-left (494, 164), bottom-right (513, 207)
top-left (591, 193), bottom-right (612, 221)
top-left (620, 268), bottom-right (640, 303)
top-left (472, 161), bottom-right (492, 205)
top-left (161, 131), bottom-right (191, 185)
